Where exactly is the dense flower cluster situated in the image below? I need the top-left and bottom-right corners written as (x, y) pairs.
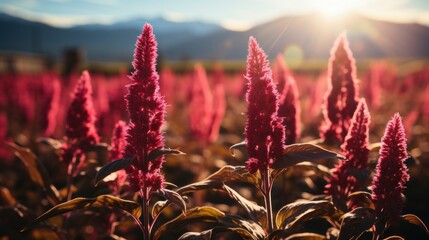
top-left (325, 99), bottom-right (370, 202)
top-left (189, 63), bottom-right (214, 146)
top-left (274, 55), bottom-right (301, 145)
top-left (109, 120), bottom-right (127, 194)
top-left (321, 33), bottom-right (359, 144)
top-left (371, 113), bottom-right (410, 223)
top-left (65, 71), bottom-right (99, 148)
top-left (245, 37), bottom-right (285, 174)
top-left (123, 23), bottom-right (166, 192)
top-left (61, 71), bottom-right (99, 167)
top-left (188, 63), bottom-right (226, 146)
top-left (208, 65), bottom-right (226, 143)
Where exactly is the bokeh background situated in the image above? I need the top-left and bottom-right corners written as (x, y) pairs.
top-left (1, 0), bottom-right (429, 239)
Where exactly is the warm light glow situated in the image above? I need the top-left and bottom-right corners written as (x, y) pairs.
top-left (315, 1), bottom-right (362, 19)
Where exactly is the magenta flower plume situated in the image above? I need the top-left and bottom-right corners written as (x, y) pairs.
top-left (188, 63), bottom-right (214, 146)
top-left (109, 120), bottom-right (127, 194)
top-left (65, 70), bottom-right (99, 150)
top-left (124, 23), bottom-right (166, 192)
top-left (110, 120), bottom-right (127, 161)
top-left (245, 37), bottom-right (285, 174)
top-left (208, 65), bottom-right (226, 143)
top-left (321, 33), bottom-right (359, 144)
top-left (275, 55), bottom-right (301, 145)
top-left (45, 78), bottom-right (61, 136)
top-left (371, 113), bottom-right (409, 223)
top-left (325, 99), bottom-right (370, 202)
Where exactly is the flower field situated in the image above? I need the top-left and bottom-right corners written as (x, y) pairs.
top-left (1, 22), bottom-right (429, 240)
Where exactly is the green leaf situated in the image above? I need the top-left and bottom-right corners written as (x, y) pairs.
top-left (178, 229), bottom-right (212, 240)
top-left (337, 207), bottom-right (376, 240)
top-left (383, 236), bottom-right (404, 240)
top-left (212, 214), bottom-right (265, 239)
top-left (157, 189), bottom-right (186, 214)
top-left (205, 165), bottom-right (260, 186)
top-left (176, 180), bottom-right (265, 229)
top-left (347, 191), bottom-right (375, 210)
top-left (26, 195), bottom-right (141, 230)
top-left (148, 147), bottom-right (186, 161)
top-left (222, 185), bottom-right (266, 227)
top-left (268, 231), bottom-right (325, 240)
top-left (155, 207), bottom-right (264, 240)
top-left (401, 214), bottom-right (429, 234)
top-left (154, 207), bottom-right (225, 239)
top-left (284, 233), bottom-right (325, 240)
top-left (7, 142), bottom-right (60, 204)
top-left (229, 141), bottom-right (246, 157)
top-left (8, 142), bottom-right (44, 186)
top-left (178, 180), bottom-right (224, 195)
top-left (275, 200), bottom-right (338, 230)
top-left (178, 165), bottom-right (260, 192)
top-left (178, 227), bottom-right (257, 240)
top-left (152, 200), bottom-right (168, 218)
top-left (281, 161), bottom-right (332, 180)
top-left (95, 157), bottom-right (135, 185)
top-left (272, 143), bottom-right (345, 170)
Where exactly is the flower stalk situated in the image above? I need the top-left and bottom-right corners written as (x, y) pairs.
top-left (123, 23), bottom-right (166, 239)
top-left (244, 37), bottom-right (285, 234)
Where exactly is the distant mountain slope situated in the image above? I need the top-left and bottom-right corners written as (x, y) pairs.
top-left (2, 12), bottom-right (429, 61)
top-left (0, 13), bottom-right (224, 61)
top-left (165, 13), bottom-right (429, 60)
top-left (72, 17), bottom-right (223, 36)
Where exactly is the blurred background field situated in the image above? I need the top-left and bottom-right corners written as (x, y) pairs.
top-left (1, 1), bottom-right (429, 239)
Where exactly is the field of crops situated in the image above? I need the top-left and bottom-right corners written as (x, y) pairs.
top-left (1, 22), bottom-right (429, 240)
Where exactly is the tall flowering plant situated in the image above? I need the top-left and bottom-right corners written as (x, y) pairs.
top-left (274, 55), bottom-right (301, 145)
top-left (325, 99), bottom-right (370, 209)
top-left (371, 113), bottom-right (409, 237)
top-left (188, 63), bottom-right (214, 147)
top-left (321, 33), bottom-right (359, 144)
top-left (336, 113), bottom-right (427, 240)
top-left (245, 37), bottom-right (285, 232)
top-left (123, 23), bottom-right (166, 194)
top-left (29, 24), bottom-right (186, 240)
top-left (108, 120), bottom-right (127, 195)
top-left (61, 70), bottom-right (100, 200)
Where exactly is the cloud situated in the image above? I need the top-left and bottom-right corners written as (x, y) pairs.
top-left (1, 4), bottom-right (114, 27)
top-left (83, 0), bottom-right (119, 6)
top-left (220, 19), bottom-right (252, 31)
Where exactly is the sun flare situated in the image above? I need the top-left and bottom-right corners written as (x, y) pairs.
top-left (315, 1), bottom-right (361, 19)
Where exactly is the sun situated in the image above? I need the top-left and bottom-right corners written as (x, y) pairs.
top-left (315, 1), bottom-right (359, 19)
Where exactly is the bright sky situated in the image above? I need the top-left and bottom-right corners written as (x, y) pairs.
top-left (2, 0), bottom-right (429, 30)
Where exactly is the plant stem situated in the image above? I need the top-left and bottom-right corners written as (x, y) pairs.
top-left (262, 169), bottom-right (274, 233)
top-left (140, 188), bottom-right (151, 240)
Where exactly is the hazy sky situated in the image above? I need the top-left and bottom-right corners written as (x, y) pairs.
top-left (2, 0), bottom-right (429, 30)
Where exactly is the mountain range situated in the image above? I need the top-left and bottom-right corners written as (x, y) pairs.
top-left (1, 12), bottom-right (429, 61)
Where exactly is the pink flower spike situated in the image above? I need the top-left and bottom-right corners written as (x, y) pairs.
top-left (124, 23), bottom-right (166, 192)
top-left (188, 63), bottom-right (214, 146)
top-left (275, 55), bottom-right (301, 145)
top-left (244, 37), bottom-right (285, 174)
top-left (110, 120), bottom-right (127, 161)
top-left (325, 99), bottom-right (370, 203)
top-left (371, 113), bottom-right (410, 223)
top-left (321, 33), bottom-right (359, 144)
top-left (109, 120), bottom-right (127, 194)
top-left (65, 70), bottom-right (99, 150)
top-left (208, 64), bottom-right (226, 143)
